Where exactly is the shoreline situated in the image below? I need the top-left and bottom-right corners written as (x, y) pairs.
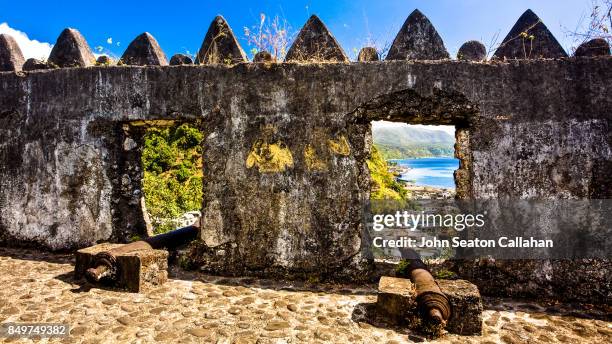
top-left (388, 156), bottom-right (457, 199)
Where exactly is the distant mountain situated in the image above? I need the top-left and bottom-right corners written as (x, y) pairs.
top-left (372, 123), bottom-right (455, 159)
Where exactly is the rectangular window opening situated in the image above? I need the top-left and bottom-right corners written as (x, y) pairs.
top-left (370, 121), bottom-right (458, 201)
top-left (140, 121), bottom-right (204, 234)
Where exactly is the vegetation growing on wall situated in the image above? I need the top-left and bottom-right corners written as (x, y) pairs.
top-left (244, 13), bottom-right (293, 60)
top-left (141, 123), bottom-right (203, 234)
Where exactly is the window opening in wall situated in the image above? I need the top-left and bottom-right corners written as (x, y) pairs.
top-left (141, 122), bottom-right (204, 234)
top-left (369, 121), bottom-right (458, 201)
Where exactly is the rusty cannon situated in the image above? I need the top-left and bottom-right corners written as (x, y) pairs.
top-left (400, 248), bottom-right (451, 326)
top-left (75, 225), bottom-right (199, 292)
top-left (377, 247), bottom-right (483, 336)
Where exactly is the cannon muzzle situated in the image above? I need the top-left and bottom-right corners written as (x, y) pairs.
top-left (85, 225), bottom-right (199, 284)
top-left (400, 248), bottom-right (451, 326)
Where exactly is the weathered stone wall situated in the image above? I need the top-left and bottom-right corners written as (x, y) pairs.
top-left (0, 9), bottom-right (610, 302)
top-left (1, 60), bottom-right (610, 254)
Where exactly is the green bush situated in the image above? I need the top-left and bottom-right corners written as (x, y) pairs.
top-left (367, 145), bottom-right (409, 201)
top-left (141, 123), bottom-right (203, 234)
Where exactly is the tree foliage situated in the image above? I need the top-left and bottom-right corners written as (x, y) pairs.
top-left (141, 123), bottom-right (203, 234)
top-left (375, 143), bottom-right (454, 160)
top-left (367, 145), bottom-right (409, 201)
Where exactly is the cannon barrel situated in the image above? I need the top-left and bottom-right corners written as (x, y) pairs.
top-left (143, 225), bottom-right (199, 249)
top-left (85, 225), bottom-right (199, 284)
top-left (400, 248), bottom-right (451, 326)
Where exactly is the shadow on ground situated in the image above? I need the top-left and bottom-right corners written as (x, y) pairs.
top-left (0, 245), bottom-right (73, 264)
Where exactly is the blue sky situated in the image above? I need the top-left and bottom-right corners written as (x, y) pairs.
top-left (0, 0), bottom-right (595, 60)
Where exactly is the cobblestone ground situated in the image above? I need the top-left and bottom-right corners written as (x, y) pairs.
top-left (0, 247), bottom-right (610, 344)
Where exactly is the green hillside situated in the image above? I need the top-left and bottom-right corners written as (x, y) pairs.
top-left (372, 122), bottom-right (455, 159)
top-left (367, 145), bottom-right (408, 201)
top-left (376, 143), bottom-right (454, 159)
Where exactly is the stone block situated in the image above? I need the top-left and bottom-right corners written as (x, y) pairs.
top-left (437, 279), bottom-right (483, 335)
top-left (75, 243), bottom-right (168, 292)
top-left (376, 276), bottom-right (418, 323)
top-left (376, 276), bottom-right (483, 336)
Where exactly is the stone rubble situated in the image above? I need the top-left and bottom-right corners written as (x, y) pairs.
top-left (253, 51), bottom-right (275, 63)
top-left (574, 38), bottom-right (611, 57)
top-left (22, 58), bottom-right (51, 71)
top-left (95, 56), bottom-right (112, 66)
top-left (357, 47), bottom-right (379, 62)
top-left (169, 54), bottom-right (194, 66)
top-left (457, 40), bottom-right (487, 61)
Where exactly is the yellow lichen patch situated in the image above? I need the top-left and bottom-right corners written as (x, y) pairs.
top-left (129, 119), bottom-right (177, 127)
top-left (304, 144), bottom-right (328, 172)
top-left (327, 135), bottom-right (351, 156)
top-left (246, 139), bottom-right (294, 173)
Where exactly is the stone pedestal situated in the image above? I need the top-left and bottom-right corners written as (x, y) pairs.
top-left (75, 243), bottom-right (168, 292)
top-left (377, 276), bottom-right (418, 323)
top-left (437, 279), bottom-right (483, 335)
top-left (376, 276), bottom-right (483, 335)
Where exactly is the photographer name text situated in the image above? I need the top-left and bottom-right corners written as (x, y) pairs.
top-left (372, 236), bottom-right (554, 248)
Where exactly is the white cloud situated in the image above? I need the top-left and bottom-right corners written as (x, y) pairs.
top-left (0, 23), bottom-right (53, 60)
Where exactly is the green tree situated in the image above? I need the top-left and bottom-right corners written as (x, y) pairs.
top-left (141, 123), bottom-right (203, 234)
top-left (367, 145), bottom-right (409, 201)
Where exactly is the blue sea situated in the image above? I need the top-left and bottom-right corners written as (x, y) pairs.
top-left (392, 157), bottom-right (459, 189)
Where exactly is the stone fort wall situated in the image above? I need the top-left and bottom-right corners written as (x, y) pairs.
top-left (0, 9), bottom-right (610, 303)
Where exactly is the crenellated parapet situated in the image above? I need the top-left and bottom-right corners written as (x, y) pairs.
top-left (1, 9), bottom-right (610, 72)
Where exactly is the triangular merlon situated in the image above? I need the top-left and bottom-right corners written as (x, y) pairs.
top-left (120, 32), bottom-right (168, 66)
top-left (386, 9), bottom-right (449, 61)
top-left (48, 28), bottom-right (95, 67)
top-left (285, 15), bottom-right (348, 62)
top-left (493, 9), bottom-right (567, 59)
top-left (0, 34), bottom-right (25, 71)
top-left (196, 16), bottom-right (247, 65)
